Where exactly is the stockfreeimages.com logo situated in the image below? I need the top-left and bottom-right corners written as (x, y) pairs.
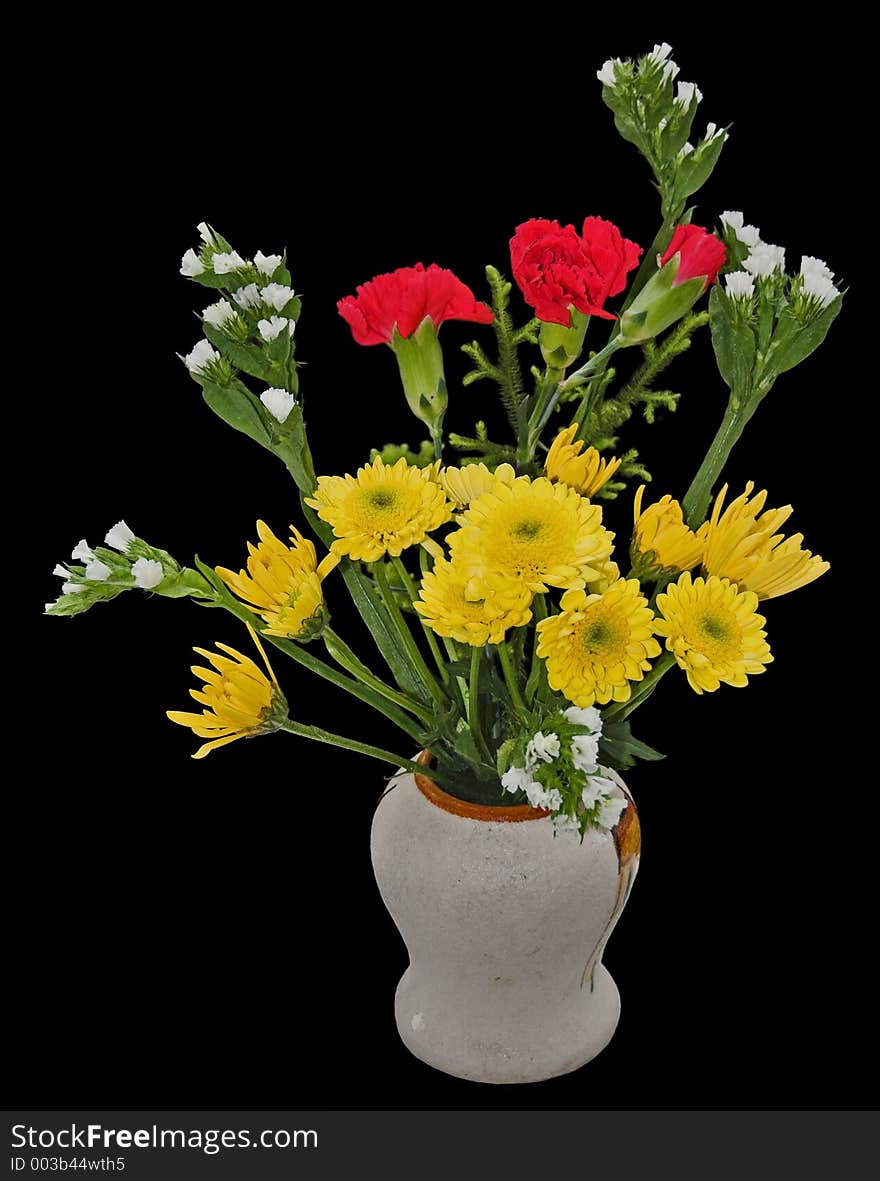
top-left (11, 1123), bottom-right (318, 1156)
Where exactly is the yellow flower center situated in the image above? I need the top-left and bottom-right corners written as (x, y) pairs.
top-left (363, 488), bottom-right (399, 511)
top-left (699, 613), bottom-right (730, 642)
top-left (578, 609), bottom-right (626, 661)
top-left (510, 518), bottom-right (545, 540)
top-left (687, 604), bottom-right (740, 661)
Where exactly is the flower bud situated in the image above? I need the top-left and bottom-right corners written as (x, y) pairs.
top-left (391, 316), bottom-right (448, 441)
top-left (619, 224), bottom-right (725, 344)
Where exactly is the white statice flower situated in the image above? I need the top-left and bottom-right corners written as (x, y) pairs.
top-left (571, 733), bottom-right (600, 774)
top-left (185, 339), bottom-right (220, 374)
top-left (260, 387), bottom-right (295, 424)
top-left (528, 784), bottom-right (562, 811)
top-left (553, 811), bottom-right (581, 835)
top-left (596, 58), bottom-right (621, 86)
top-left (211, 250), bottom-right (246, 275)
top-left (105, 521), bottom-right (135, 552)
top-left (254, 250), bottom-right (282, 276)
top-left (596, 793), bottom-right (629, 831)
top-left (724, 272), bottom-right (756, 300)
top-left (131, 557), bottom-right (164, 589)
top-left (179, 248), bottom-right (204, 277)
top-left (744, 243), bottom-right (786, 277)
top-left (84, 559), bottom-right (112, 581)
top-left (71, 539), bottom-right (94, 563)
top-left (704, 122), bottom-right (725, 142)
top-left (197, 222), bottom-right (212, 244)
top-left (62, 581), bottom-right (86, 594)
top-left (582, 774), bottom-right (620, 810)
top-left (526, 731), bottom-right (561, 766)
top-left (719, 211), bottom-right (761, 248)
top-left (738, 223), bottom-right (761, 248)
top-left (675, 80), bottom-right (702, 108)
top-left (258, 315), bottom-right (293, 342)
top-left (648, 41), bottom-right (673, 63)
top-left (563, 705), bottom-right (602, 732)
top-left (501, 766), bottom-right (533, 795)
top-left (260, 283), bottom-right (295, 312)
top-left (678, 142), bottom-right (695, 158)
top-left (202, 299), bottom-right (236, 329)
top-left (800, 256), bottom-right (839, 307)
top-left (233, 283), bottom-right (261, 310)
top-left (53, 563), bottom-right (70, 578)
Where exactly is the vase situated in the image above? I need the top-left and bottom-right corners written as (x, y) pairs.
top-left (370, 759), bottom-right (641, 1085)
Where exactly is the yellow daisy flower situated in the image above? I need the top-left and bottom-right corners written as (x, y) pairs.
top-left (654, 572), bottom-right (772, 694)
top-left (703, 482), bottom-right (830, 600)
top-left (305, 456), bottom-right (451, 562)
top-left (167, 629), bottom-right (286, 758)
top-left (449, 475), bottom-right (614, 608)
top-left (544, 424), bottom-right (622, 496)
top-left (215, 521), bottom-right (338, 640)
top-left (632, 485), bottom-right (709, 574)
top-left (439, 462), bottom-right (516, 508)
top-left (414, 556), bottom-right (532, 646)
top-left (536, 579), bottom-right (661, 707)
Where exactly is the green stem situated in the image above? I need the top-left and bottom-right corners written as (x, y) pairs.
top-left (524, 595), bottom-right (548, 706)
top-left (604, 653), bottom-right (676, 724)
top-left (468, 646), bottom-right (493, 764)
top-left (496, 639), bottom-right (527, 719)
top-left (322, 627), bottom-right (434, 726)
top-left (373, 559), bottom-right (450, 710)
top-left (262, 632), bottom-right (426, 745)
top-left (612, 218), bottom-right (676, 327)
top-left (391, 555), bottom-right (449, 685)
top-left (681, 396), bottom-right (756, 528)
top-left (279, 720), bottom-right (452, 789)
top-left (560, 338), bottom-right (623, 395)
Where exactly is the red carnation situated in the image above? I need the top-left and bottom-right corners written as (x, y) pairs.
top-left (337, 262), bottom-right (493, 346)
top-left (510, 216), bottom-right (642, 327)
top-left (660, 224), bottom-right (726, 289)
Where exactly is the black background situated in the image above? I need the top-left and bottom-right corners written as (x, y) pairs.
top-left (12, 22), bottom-right (874, 1109)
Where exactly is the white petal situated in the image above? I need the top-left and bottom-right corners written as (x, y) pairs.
top-left (71, 539), bottom-right (94, 562)
top-left (525, 731), bottom-right (561, 766)
top-left (185, 339), bottom-right (220, 373)
top-left (85, 559), bottom-right (112, 581)
top-left (211, 251), bottom-right (247, 275)
top-left (62, 581), bottom-right (87, 594)
top-left (743, 243), bottom-right (786, 277)
top-left (131, 557), bottom-right (164, 589)
top-left (197, 222), bottom-right (212, 244)
top-left (719, 211), bottom-right (744, 231)
top-left (597, 58), bottom-right (619, 86)
top-left (563, 705), bottom-right (602, 732)
top-left (571, 733), bottom-right (600, 773)
top-left (105, 521), bottom-right (135, 552)
top-left (724, 272), bottom-right (755, 299)
top-left (260, 387), bottom-right (295, 424)
top-left (53, 564), bottom-right (70, 578)
top-left (260, 283), bottom-right (295, 312)
top-left (675, 80), bottom-right (701, 109)
top-left (501, 766), bottom-right (532, 795)
top-left (202, 299), bottom-right (235, 328)
top-left (596, 793), bottom-right (628, 830)
top-left (232, 283), bottom-right (260, 309)
top-left (800, 255), bottom-right (834, 283)
top-left (254, 250), bottom-right (283, 276)
top-left (801, 272), bottom-right (839, 307)
top-left (648, 42), bottom-right (673, 62)
top-left (257, 315), bottom-right (287, 342)
top-left (179, 248), bottom-right (204, 277)
top-left (738, 224), bottom-right (762, 248)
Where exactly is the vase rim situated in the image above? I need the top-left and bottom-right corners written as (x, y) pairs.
top-left (413, 752), bottom-right (549, 823)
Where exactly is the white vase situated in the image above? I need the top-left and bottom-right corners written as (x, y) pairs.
top-left (371, 763), bottom-right (640, 1085)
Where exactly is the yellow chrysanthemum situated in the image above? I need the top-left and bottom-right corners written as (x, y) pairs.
top-left (587, 557), bottom-right (622, 593)
top-left (414, 556), bottom-right (531, 646)
top-left (631, 485), bottom-right (709, 574)
top-left (439, 462), bottom-right (516, 507)
top-left (536, 579), bottom-right (661, 707)
top-left (654, 572), bottom-right (772, 694)
top-left (544, 424), bottom-right (622, 496)
top-left (703, 482), bottom-right (829, 599)
top-left (215, 521), bottom-right (338, 640)
top-left (305, 456), bottom-right (451, 562)
top-left (448, 475), bottom-right (615, 609)
top-left (167, 630), bottom-right (286, 758)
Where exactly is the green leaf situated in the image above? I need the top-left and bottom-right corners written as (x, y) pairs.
top-left (600, 720), bottom-right (665, 771)
top-left (269, 403), bottom-right (317, 495)
top-left (672, 130), bottom-right (728, 206)
top-left (709, 286), bottom-right (757, 395)
top-left (202, 323), bottom-right (273, 381)
top-left (760, 296), bottom-right (843, 383)
top-left (202, 380), bottom-right (271, 446)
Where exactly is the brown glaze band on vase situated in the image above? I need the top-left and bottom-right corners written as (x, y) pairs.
top-left (413, 750), bottom-right (549, 823)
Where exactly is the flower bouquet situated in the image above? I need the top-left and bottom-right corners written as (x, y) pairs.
top-left (46, 42), bottom-right (841, 1082)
